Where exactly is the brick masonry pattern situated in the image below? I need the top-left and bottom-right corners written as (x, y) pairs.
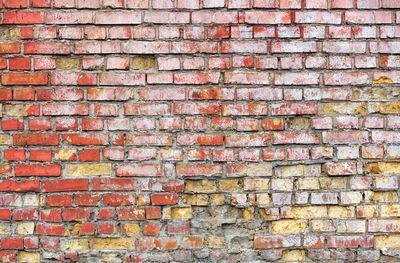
top-left (1, 0), bottom-right (400, 262)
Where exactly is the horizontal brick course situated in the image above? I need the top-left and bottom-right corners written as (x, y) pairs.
top-left (0, 1), bottom-right (399, 262)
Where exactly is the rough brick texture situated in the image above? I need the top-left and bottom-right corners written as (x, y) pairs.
top-left (1, 0), bottom-right (400, 262)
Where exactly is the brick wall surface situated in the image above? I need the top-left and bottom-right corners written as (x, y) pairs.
top-left (1, 0), bottom-right (400, 262)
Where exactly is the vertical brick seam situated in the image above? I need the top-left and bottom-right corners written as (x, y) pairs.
top-left (0, 0), bottom-right (400, 262)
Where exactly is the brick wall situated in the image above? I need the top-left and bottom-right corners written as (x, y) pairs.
top-left (1, 0), bottom-right (400, 262)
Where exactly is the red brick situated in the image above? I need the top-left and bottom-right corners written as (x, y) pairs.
top-left (15, 164), bottom-right (60, 176)
top-left (75, 194), bottom-right (101, 206)
top-left (151, 194), bottom-right (178, 205)
top-left (323, 131), bottom-right (369, 144)
top-left (62, 133), bottom-right (109, 145)
top-left (1, 238), bottom-right (23, 250)
top-left (174, 72), bottom-right (220, 84)
top-left (91, 178), bottom-right (137, 191)
top-left (4, 150), bottom-right (26, 161)
top-left (14, 133), bottom-right (59, 146)
top-left (0, 209), bottom-right (11, 220)
top-left (177, 133), bottom-right (223, 146)
top-left (46, 195), bottom-right (73, 207)
top-left (62, 208), bottom-right (94, 221)
top-left (271, 103), bottom-right (318, 115)
top-left (36, 223), bottom-right (64, 235)
top-left (118, 208), bottom-right (145, 220)
top-left (273, 132), bottom-right (320, 144)
top-left (2, 119), bottom-right (24, 131)
top-left (171, 41), bottom-right (218, 53)
top-left (295, 11), bottom-right (342, 24)
top-left (2, 73), bottom-right (48, 86)
top-left (138, 237), bottom-right (176, 250)
top-left (12, 209), bottom-right (39, 220)
top-left (30, 0), bottom-right (51, 7)
top-left (222, 103), bottom-right (268, 116)
top-left (42, 179), bottom-right (89, 192)
top-left (0, 180), bottom-right (39, 192)
top-left (327, 236), bottom-right (373, 248)
top-left (261, 119), bottom-right (284, 131)
top-left (40, 210), bottom-right (62, 223)
top-left (116, 164), bottom-right (162, 177)
top-left (2, 11), bottom-right (44, 24)
top-left (174, 102), bottom-right (220, 115)
top-left (126, 133), bottom-right (172, 146)
top-left (125, 103), bottom-right (171, 115)
top-left (177, 164), bottom-right (222, 176)
top-left (345, 11), bottom-right (392, 24)
top-left (254, 235), bottom-right (301, 248)
top-left (226, 134), bottom-right (271, 147)
top-left (46, 11), bottom-right (92, 24)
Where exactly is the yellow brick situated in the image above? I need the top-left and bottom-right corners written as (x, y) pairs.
top-left (373, 75), bottom-right (394, 84)
top-left (57, 58), bottom-right (80, 70)
top-left (286, 117), bottom-right (309, 130)
top-left (243, 207), bottom-right (254, 219)
top-left (90, 238), bottom-right (136, 250)
top-left (54, 149), bottom-right (77, 161)
top-left (321, 102), bottom-right (367, 115)
top-left (284, 206), bottom-right (327, 219)
top-left (243, 178), bottom-right (269, 190)
top-left (8, 28), bottom-right (25, 40)
top-left (337, 220), bottom-right (365, 233)
top-left (137, 194), bottom-right (149, 206)
top-left (311, 220), bottom-right (335, 232)
top-left (296, 177), bottom-right (319, 190)
top-left (5, 104), bottom-right (36, 117)
top-left (353, 87), bottom-right (398, 100)
top-left (171, 207), bottom-right (193, 219)
top-left (381, 205), bottom-right (400, 217)
top-left (182, 194), bottom-right (208, 206)
top-left (16, 222), bottom-right (35, 235)
top-left (328, 206), bottom-right (355, 218)
top-left (279, 164), bottom-right (320, 177)
top-left (376, 235), bottom-right (400, 249)
top-left (240, 163), bottom-right (273, 176)
top-left (282, 250), bottom-right (306, 262)
top-left (102, 254), bottom-right (120, 262)
top-left (185, 180), bottom-right (217, 192)
top-left (206, 236), bottom-right (226, 248)
top-left (210, 194), bottom-right (225, 206)
top-left (256, 193), bottom-right (270, 207)
top-left (65, 163), bottom-right (112, 176)
top-left (271, 220), bottom-right (308, 234)
top-left (0, 223), bottom-right (10, 235)
top-left (0, 134), bottom-right (10, 145)
top-left (231, 193), bottom-right (247, 206)
top-left (272, 178), bottom-right (293, 191)
top-left (122, 223), bottom-right (140, 236)
top-left (320, 177), bottom-right (346, 190)
top-left (356, 205), bottom-right (378, 218)
top-left (71, 223), bottom-right (82, 236)
top-left (17, 252), bottom-right (40, 263)
top-left (61, 238), bottom-right (89, 251)
top-left (370, 102), bottom-right (400, 114)
top-left (365, 162), bottom-right (400, 174)
top-left (219, 179), bottom-right (241, 191)
top-left (163, 207), bottom-right (172, 220)
top-left (132, 57), bottom-right (155, 69)
top-left (376, 177), bottom-right (394, 187)
top-left (366, 191), bottom-right (398, 203)
top-left (259, 208), bottom-right (275, 220)
top-left (0, 28), bottom-right (18, 40)
top-left (362, 146), bottom-right (384, 159)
